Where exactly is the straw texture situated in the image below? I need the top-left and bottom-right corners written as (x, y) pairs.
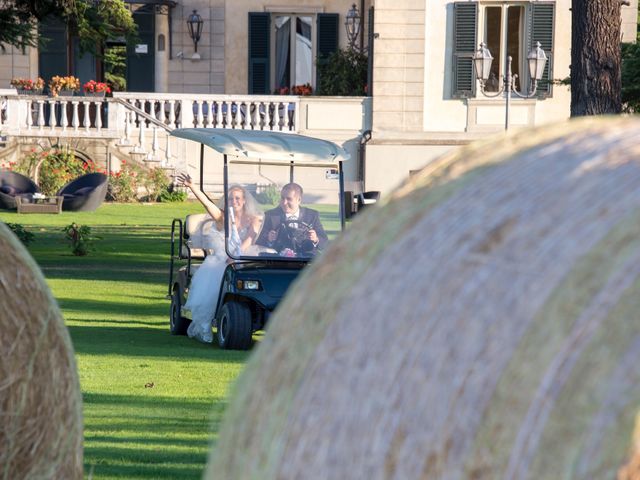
top-left (207, 116), bottom-right (640, 480)
top-left (0, 223), bottom-right (83, 479)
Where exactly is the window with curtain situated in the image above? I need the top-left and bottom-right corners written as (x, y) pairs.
top-left (274, 14), bottom-right (313, 91)
top-left (452, 1), bottom-right (554, 99)
top-left (248, 12), bottom-right (338, 94)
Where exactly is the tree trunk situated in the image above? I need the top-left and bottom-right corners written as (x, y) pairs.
top-left (571, 0), bottom-right (623, 116)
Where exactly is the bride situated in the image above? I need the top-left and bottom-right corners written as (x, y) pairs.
top-left (177, 173), bottom-right (263, 343)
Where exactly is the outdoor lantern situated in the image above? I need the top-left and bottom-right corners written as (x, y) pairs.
top-left (528, 41), bottom-right (548, 81)
top-left (345, 4), bottom-right (361, 50)
top-left (187, 10), bottom-right (203, 54)
top-left (473, 42), bottom-right (493, 82)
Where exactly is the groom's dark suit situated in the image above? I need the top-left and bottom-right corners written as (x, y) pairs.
top-left (256, 206), bottom-right (328, 253)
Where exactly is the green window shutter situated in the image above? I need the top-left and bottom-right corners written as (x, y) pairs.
top-left (248, 12), bottom-right (270, 94)
top-left (530, 2), bottom-right (554, 98)
top-left (316, 13), bottom-right (339, 88)
top-left (452, 2), bottom-right (477, 99)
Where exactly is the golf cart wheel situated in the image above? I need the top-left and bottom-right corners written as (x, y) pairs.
top-left (170, 288), bottom-right (191, 335)
top-left (217, 301), bottom-right (252, 350)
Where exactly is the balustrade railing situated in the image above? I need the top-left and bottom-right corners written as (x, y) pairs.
top-left (114, 93), bottom-right (300, 132)
top-left (1, 92), bottom-right (301, 138)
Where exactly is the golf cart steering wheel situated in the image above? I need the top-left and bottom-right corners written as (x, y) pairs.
top-left (281, 219), bottom-right (316, 255)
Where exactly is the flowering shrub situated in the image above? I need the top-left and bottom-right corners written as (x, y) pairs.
top-left (10, 77), bottom-right (45, 92)
top-left (107, 160), bottom-right (139, 202)
top-left (83, 80), bottom-right (111, 94)
top-left (7, 149), bottom-right (181, 203)
top-left (13, 148), bottom-right (99, 195)
top-left (49, 76), bottom-right (80, 96)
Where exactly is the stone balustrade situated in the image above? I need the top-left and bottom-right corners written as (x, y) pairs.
top-left (0, 91), bottom-right (301, 138)
top-left (0, 91), bottom-right (371, 189)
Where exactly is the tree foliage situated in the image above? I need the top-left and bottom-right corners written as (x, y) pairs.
top-left (316, 48), bottom-right (368, 96)
top-left (0, 0), bottom-right (136, 53)
top-left (621, 5), bottom-right (640, 113)
top-left (622, 42), bottom-right (640, 113)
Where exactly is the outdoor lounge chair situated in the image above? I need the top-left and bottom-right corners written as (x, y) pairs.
top-left (57, 172), bottom-right (108, 212)
top-left (0, 170), bottom-right (40, 210)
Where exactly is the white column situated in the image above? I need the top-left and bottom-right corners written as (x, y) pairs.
top-left (155, 13), bottom-right (169, 92)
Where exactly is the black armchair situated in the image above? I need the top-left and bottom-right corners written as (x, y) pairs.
top-left (56, 172), bottom-right (109, 212)
top-left (0, 170), bottom-right (40, 210)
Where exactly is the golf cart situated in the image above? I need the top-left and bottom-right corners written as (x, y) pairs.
top-left (168, 128), bottom-right (350, 350)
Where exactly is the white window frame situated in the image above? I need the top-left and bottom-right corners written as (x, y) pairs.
top-left (268, 12), bottom-right (318, 91)
top-left (477, 2), bottom-right (530, 95)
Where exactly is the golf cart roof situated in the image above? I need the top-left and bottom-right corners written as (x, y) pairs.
top-left (170, 128), bottom-right (350, 165)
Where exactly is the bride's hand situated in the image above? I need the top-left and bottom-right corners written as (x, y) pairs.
top-left (176, 172), bottom-right (193, 188)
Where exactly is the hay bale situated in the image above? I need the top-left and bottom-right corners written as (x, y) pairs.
top-left (207, 116), bottom-right (640, 480)
top-left (0, 223), bottom-right (83, 479)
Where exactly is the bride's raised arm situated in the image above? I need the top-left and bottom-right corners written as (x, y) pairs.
top-left (176, 173), bottom-right (223, 223)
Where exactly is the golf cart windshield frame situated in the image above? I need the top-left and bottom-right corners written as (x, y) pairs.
top-left (170, 128), bottom-right (350, 263)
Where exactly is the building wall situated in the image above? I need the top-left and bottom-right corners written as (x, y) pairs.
top-left (166, 0), bottom-right (371, 94)
top-left (222, 0), bottom-right (371, 95)
top-left (371, 0), bottom-right (425, 132)
top-left (622, 0), bottom-right (639, 43)
top-left (366, 0), bottom-right (575, 196)
top-left (168, 0), bottom-right (226, 93)
top-left (0, 45), bottom-right (38, 89)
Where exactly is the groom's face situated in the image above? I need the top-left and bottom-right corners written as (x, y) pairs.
top-left (280, 189), bottom-right (301, 214)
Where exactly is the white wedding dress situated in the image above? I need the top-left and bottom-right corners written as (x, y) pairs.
top-left (184, 214), bottom-right (246, 343)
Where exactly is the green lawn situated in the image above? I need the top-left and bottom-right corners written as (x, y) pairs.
top-left (0, 203), bottom-right (251, 479)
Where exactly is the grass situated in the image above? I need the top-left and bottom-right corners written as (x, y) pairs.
top-left (0, 203), bottom-right (251, 479)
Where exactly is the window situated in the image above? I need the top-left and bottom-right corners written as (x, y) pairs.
top-left (248, 12), bottom-right (338, 94)
top-left (452, 1), bottom-right (554, 99)
top-left (273, 15), bottom-right (313, 91)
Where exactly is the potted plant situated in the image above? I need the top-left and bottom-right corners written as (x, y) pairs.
top-left (291, 83), bottom-right (313, 95)
top-left (10, 77), bottom-right (45, 95)
top-left (83, 80), bottom-right (111, 97)
top-left (49, 75), bottom-right (80, 97)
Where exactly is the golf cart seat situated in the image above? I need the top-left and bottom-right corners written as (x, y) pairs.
top-left (182, 213), bottom-right (211, 260)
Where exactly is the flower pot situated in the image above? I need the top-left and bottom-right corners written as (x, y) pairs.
top-left (17, 89), bottom-right (43, 96)
top-left (58, 89), bottom-right (76, 97)
top-left (84, 92), bottom-right (106, 98)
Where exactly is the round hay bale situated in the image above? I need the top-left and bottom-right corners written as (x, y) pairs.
top-left (207, 116), bottom-right (640, 480)
top-left (0, 223), bottom-right (83, 479)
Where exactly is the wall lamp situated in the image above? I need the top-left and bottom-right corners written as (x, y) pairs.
top-left (345, 4), bottom-right (361, 51)
top-left (187, 9), bottom-right (203, 60)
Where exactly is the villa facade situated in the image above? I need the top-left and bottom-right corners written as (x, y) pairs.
top-left (0, 0), bottom-right (637, 195)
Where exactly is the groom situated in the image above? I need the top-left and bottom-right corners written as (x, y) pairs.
top-left (256, 182), bottom-right (328, 254)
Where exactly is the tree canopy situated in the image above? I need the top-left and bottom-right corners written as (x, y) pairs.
top-left (0, 0), bottom-right (136, 53)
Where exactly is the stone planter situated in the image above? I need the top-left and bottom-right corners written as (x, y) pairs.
top-left (17, 89), bottom-right (43, 96)
top-left (84, 91), bottom-right (106, 98)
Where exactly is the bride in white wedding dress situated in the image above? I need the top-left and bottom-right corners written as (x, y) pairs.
top-left (177, 173), bottom-right (263, 343)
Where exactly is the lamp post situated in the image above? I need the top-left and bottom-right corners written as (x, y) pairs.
top-left (473, 41), bottom-right (548, 131)
top-left (345, 3), bottom-right (361, 51)
top-left (187, 10), bottom-right (203, 60)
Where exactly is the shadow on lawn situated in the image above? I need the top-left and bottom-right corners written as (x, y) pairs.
top-left (58, 297), bottom-right (165, 320)
top-left (83, 393), bottom-right (224, 479)
top-left (68, 324), bottom-right (250, 363)
top-left (42, 264), bottom-right (166, 284)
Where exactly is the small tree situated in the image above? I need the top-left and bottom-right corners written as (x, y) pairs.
top-left (316, 48), bottom-right (368, 96)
